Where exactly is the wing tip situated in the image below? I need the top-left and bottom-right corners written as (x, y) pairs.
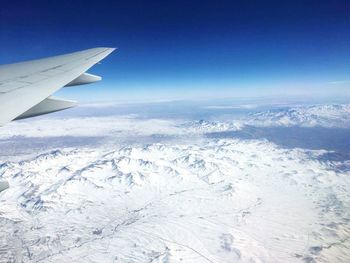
top-left (96, 47), bottom-right (117, 52)
top-left (93, 47), bottom-right (117, 59)
top-left (105, 47), bottom-right (117, 53)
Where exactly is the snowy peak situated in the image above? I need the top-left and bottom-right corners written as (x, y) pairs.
top-left (0, 138), bottom-right (349, 262)
top-left (248, 104), bottom-right (350, 128)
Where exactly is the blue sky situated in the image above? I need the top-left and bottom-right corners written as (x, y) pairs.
top-left (0, 0), bottom-right (349, 102)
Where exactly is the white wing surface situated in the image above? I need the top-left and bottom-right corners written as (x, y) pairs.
top-left (0, 47), bottom-right (115, 126)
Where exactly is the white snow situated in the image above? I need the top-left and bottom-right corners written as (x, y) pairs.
top-left (247, 104), bottom-right (350, 128)
top-left (0, 104), bottom-right (349, 141)
top-left (0, 139), bottom-right (349, 262)
top-left (0, 102), bottom-right (349, 262)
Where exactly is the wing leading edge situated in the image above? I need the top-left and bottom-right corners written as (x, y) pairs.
top-left (0, 47), bottom-right (115, 126)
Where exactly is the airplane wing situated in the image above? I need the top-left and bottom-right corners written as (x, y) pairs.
top-left (0, 47), bottom-right (115, 126)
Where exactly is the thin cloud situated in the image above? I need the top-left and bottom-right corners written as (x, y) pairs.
top-left (327, 80), bottom-right (348, 85)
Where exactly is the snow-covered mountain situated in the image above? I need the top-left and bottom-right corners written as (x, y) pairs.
top-left (181, 119), bottom-right (243, 133)
top-left (0, 102), bottom-right (349, 262)
top-left (0, 138), bottom-right (349, 262)
top-left (0, 104), bottom-right (349, 141)
top-left (247, 104), bottom-right (350, 128)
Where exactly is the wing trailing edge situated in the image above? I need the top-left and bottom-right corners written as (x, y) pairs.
top-left (65, 72), bottom-right (102, 87)
top-left (14, 96), bottom-right (77, 120)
